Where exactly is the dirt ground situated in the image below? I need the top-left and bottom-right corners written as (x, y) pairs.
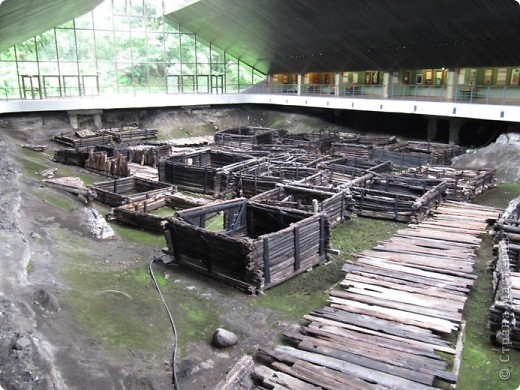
top-left (0, 108), bottom-right (518, 390)
top-left (0, 109), bottom-right (326, 390)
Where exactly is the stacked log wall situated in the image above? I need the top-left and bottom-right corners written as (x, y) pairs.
top-left (489, 240), bottom-right (520, 349)
top-left (404, 166), bottom-right (496, 201)
top-left (251, 185), bottom-right (353, 228)
top-left (93, 176), bottom-right (174, 207)
top-left (85, 150), bottom-right (130, 178)
top-left (350, 177), bottom-right (447, 222)
top-left (164, 200), bottom-right (330, 293)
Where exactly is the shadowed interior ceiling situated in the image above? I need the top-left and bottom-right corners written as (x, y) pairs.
top-left (166, 0), bottom-right (520, 74)
top-left (0, 0), bottom-right (103, 52)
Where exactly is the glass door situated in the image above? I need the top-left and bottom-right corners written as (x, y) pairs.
top-left (21, 75), bottom-right (42, 99)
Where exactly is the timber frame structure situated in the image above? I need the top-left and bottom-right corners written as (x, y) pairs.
top-left (163, 198), bottom-right (331, 293)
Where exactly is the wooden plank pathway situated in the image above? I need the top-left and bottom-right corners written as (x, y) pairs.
top-left (254, 200), bottom-right (501, 389)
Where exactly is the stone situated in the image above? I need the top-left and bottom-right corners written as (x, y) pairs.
top-left (496, 133), bottom-right (520, 145)
top-left (14, 336), bottom-right (31, 350)
top-left (212, 328), bottom-right (238, 348)
top-left (34, 288), bottom-right (60, 312)
top-left (85, 207), bottom-right (115, 240)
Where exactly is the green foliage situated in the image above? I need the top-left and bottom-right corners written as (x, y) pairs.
top-left (0, 0), bottom-right (263, 97)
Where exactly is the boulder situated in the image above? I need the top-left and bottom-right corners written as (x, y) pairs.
top-left (34, 288), bottom-right (60, 312)
top-left (14, 336), bottom-right (31, 350)
top-left (212, 328), bottom-right (238, 348)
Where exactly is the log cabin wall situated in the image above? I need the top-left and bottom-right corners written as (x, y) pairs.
top-left (92, 176), bottom-right (174, 206)
top-left (251, 185), bottom-right (354, 228)
top-left (489, 240), bottom-right (519, 349)
top-left (214, 126), bottom-right (287, 149)
top-left (489, 196), bottom-right (520, 349)
top-left (54, 148), bottom-right (91, 166)
top-left (159, 150), bottom-right (259, 196)
top-left (164, 199), bottom-right (330, 293)
top-left (349, 176), bottom-right (448, 222)
top-left (403, 166), bottom-right (496, 201)
top-left (382, 141), bottom-right (463, 167)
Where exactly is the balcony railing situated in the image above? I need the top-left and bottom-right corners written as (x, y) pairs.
top-left (247, 83), bottom-right (520, 106)
top-left (2, 80), bottom-right (520, 107)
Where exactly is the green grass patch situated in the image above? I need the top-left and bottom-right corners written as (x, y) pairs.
top-left (19, 157), bottom-right (49, 179)
top-left (61, 266), bottom-right (171, 352)
top-left (457, 234), bottom-right (520, 390)
top-left (205, 213), bottom-right (224, 231)
top-left (150, 207), bottom-right (177, 217)
top-left (32, 188), bottom-right (82, 211)
top-left (253, 217), bottom-right (404, 319)
top-left (19, 147), bottom-right (100, 185)
top-left (457, 184), bottom-right (520, 389)
top-left (174, 294), bottom-right (221, 354)
top-left (110, 223), bottom-right (166, 247)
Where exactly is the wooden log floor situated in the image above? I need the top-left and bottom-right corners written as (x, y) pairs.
top-left (254, 200), bottom-right (502, 389)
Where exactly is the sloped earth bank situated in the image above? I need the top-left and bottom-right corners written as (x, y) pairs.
top-left (0, 109), bottom-right (337, 390)
top-left (0, 109), bottom-right (518, 390)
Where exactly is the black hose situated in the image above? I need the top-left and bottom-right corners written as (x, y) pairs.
top-left (148, 258), bottom-right (180, 390)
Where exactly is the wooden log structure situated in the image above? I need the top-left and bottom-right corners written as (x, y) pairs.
top-left (98, 127), bottom-right (158, 142)
top-left (107, 191), bottom-right (218, 233)
top-left (54, 148), bottom-right (92, 167)
top-left (249, 201), bottom-right (502, 389)
top-left (488, 240), bottom-right (520, 349)
top-left (329, 142), bottom-right (374, 159)
top-left (235, 161), bottom-right (319, 198)
top-left (337, 132), bottom-right (398, 146)
top-left (213, 126), bottom-right (287, 149)
top-left (251, 184), bottom-right (354, 228)
top-left (492, 196), bottom-right (520, 252)
top-left (319, 157), bottom-right (393, 187)
top-left (163, 198), bottom-right (330, 293)
top-left (404, 165), bottom-right (496, 201)
top-left (158, 149), bottom-right (258, 197)
top-left (381, 141), bottom-right (463, 167)
top-left (52, 133), bottom-right (113, 148)
top-left (85, 149), bottom-right (130, 178)
top-left (22, 144), bottom-right (47, 152)
top-left (92, 176), bottom-right (174, 207)
top-left (488, 196), bottom-right (520, 349)
top-left (282, 131), bottom-right (339, 154)
top-left (349, 175), bottom-right (448, 222)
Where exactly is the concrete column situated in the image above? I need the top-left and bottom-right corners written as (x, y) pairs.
top-left (427, 117), bottom-right (438, 141)
top-left (69, 114), bottom-right (79, 130)
top-left (382, 72), bottom-right (390, 98)
top-left (297, 74), bottom-right (302, 96)
top-left (334, 72), bottom-right (340, 97)
top-left (446, 70), bottom-right (457, 100)
top-left (448, 118), bottom-right (464, 145)
top-left (94, 114), bottom-right (103, 129)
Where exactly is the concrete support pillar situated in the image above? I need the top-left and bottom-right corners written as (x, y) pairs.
top-left (446, 70), bottom-right (457, 100)
top-left (427, 117), bottom-right (438, 141)
top-left (334, 72), bottom-right (340, 97)
top-left (297, 74), bottom-right (302, 96)
top-left (94, 114), bottom-right (103, 129)
top-left (67, 109), bottom-right (103, 130)
top-left (449, 119), bottom-right (464, 145)
top-left (382, 72), bottom-right (390, 98)
top-left (69, 115), bottom-right (79, 130)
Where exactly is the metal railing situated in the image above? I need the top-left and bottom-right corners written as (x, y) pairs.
top-left (2, 81), bottom-right (520, 107)
top-left (246, 83), bottom-right (520, 106)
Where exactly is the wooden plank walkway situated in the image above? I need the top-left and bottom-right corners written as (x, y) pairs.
top-left (254, 200), bottom-right (501, 389)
